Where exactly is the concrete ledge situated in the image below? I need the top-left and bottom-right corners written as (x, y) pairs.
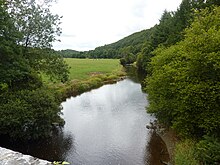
top-left (0, 147), bottom-right (51, 165)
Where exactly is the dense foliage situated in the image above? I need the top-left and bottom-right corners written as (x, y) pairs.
top-left (196, 135), bottom-right (220, 164)
top-left (0, 0), bottom-right (68, 140)
top-left (0, 88), bottom-right (64, 139)
top-left (145, 5), bottom-right (220, 164)
top-left (146, 5), bottom-right (220, 138)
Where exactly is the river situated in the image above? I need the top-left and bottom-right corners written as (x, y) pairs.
top-left (0, 70), bottom-right (169, 165)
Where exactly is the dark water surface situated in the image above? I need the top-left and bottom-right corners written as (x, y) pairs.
top-left (0, 77), bottom-right (169, 164)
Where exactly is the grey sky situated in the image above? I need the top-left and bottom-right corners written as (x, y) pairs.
top-left (52, 0), bottom-right (182, 51)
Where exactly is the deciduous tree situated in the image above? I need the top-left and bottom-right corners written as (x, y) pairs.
top-left (146, 6), bottom-right (220, 137)
top-left (0, 0), bottom-right (68, 139)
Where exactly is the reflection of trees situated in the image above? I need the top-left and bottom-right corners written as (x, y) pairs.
top-left (38, 129), bottom-right (74, 162)
top-left (0, 129), bottom-right (74, 162)
top-left (124, 66), bottom-right (146, 85)
top-left (144, 131), bottom-right (169, 165)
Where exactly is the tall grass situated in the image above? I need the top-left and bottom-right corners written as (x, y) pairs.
top-left (174, 140), bottom-right (199, 165)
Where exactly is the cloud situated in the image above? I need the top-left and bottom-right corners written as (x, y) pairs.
top-left (52, 0), bottom-right (182, 51)
top-left (131, 0), bottom-right (148, 18)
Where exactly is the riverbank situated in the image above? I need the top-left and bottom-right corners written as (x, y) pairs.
top-left (0, 61), bottom-right (175, 164)
top-left (146, 131), bottom-right (170, 165)
top-left (146, 121), bottom-right (179, 164)
top-left (157, 128), bottom-right (179, 164)
top-left (44, 58), bottom-right (126, 100)
top-left (52, 70), bottom-right (126, 101)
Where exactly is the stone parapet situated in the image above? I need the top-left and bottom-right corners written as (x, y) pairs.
top-left (0, 147), bottom-right (51, 165)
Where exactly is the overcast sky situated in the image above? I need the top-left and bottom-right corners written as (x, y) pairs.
top-left (51, 0), bottom-right (182, 51)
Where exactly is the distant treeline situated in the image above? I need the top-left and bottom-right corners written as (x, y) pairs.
top-left (57, 28), bottom-right (152, 60)
top-left (57, 49), bottom-right (86, 58)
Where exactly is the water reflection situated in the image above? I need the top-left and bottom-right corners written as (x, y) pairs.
top-left (145, 131), bottom-right (170, 165)
top-left (62, 79), bottom-right (153, 165)
top-left (0, 78), bottom-right (168, 165)
top-left (0, 129), bottom-right (73, 162)
top-left (124, 66), bottom-right (146, 84)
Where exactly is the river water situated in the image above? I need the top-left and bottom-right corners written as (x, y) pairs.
top-left (62, 79), bottom-right (152, 165)
top-left (0, 72), bottom-right (169, 165)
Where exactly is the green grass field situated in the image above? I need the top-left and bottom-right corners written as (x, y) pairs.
top-left (65, 58), bottom-right (123, 80)
top-left (50, 58), bottom-right (125, 99)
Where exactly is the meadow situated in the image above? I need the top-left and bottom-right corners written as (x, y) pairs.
top-left (65, 58), bottom-right (123, 80)
top-left (50, 58), bottom-right (126, 99)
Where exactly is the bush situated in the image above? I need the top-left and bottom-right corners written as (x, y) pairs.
top-left (89, 77), bottom-right (102, 88)
top-left (76, 82), bottom-right (91, 93)
top-left (196, 136), bottom-right (220, 164)
top-left (106, 75), bottom-right (118, 80)
top-left (0, 88), bottom-right (64, 140)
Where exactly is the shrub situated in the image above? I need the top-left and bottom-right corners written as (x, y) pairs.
top-left (106, 75), bottom-right (118, 80)
top-left (89, 77), bottom-right (102, 88)
top-left (196, 136), bottom-right (220, 164)
top-left (77, 82), bottom-right (90, 93)
top-left (0, 88), bottom-right (64, 140)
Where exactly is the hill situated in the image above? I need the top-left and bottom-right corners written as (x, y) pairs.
top-left (58, 26), bottom-right (156, 59)
top-left (84, 27), bottom-right (155, 59)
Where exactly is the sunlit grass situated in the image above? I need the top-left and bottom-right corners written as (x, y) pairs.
top-left (45, 58), bottom-right (126, 99)
top-left (65, 58), bottom-right (122, 80)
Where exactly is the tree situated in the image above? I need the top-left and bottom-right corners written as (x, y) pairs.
top-left (206, 0), bottom-right (220, 6)
top-left (120, 53), bottom-right (136, 66)
top-left (146, 6), bottom-right (220, 138)
top-left (171, 0), bottom-right (194, 43)
top-left (151, 10), bottom-right (175, 47)
top-left (135, 0), bottom-right (220, 74)
top-left (7, 0), bottom-right (69, 81)
top-left (0, 88), bottom-right (64, 139)
top-left (7, 0), bottom-right (61, 49)
top-left (136, 41), bottom-right (154, 73)
top-left (0, 0), bottom-right (68, 140)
